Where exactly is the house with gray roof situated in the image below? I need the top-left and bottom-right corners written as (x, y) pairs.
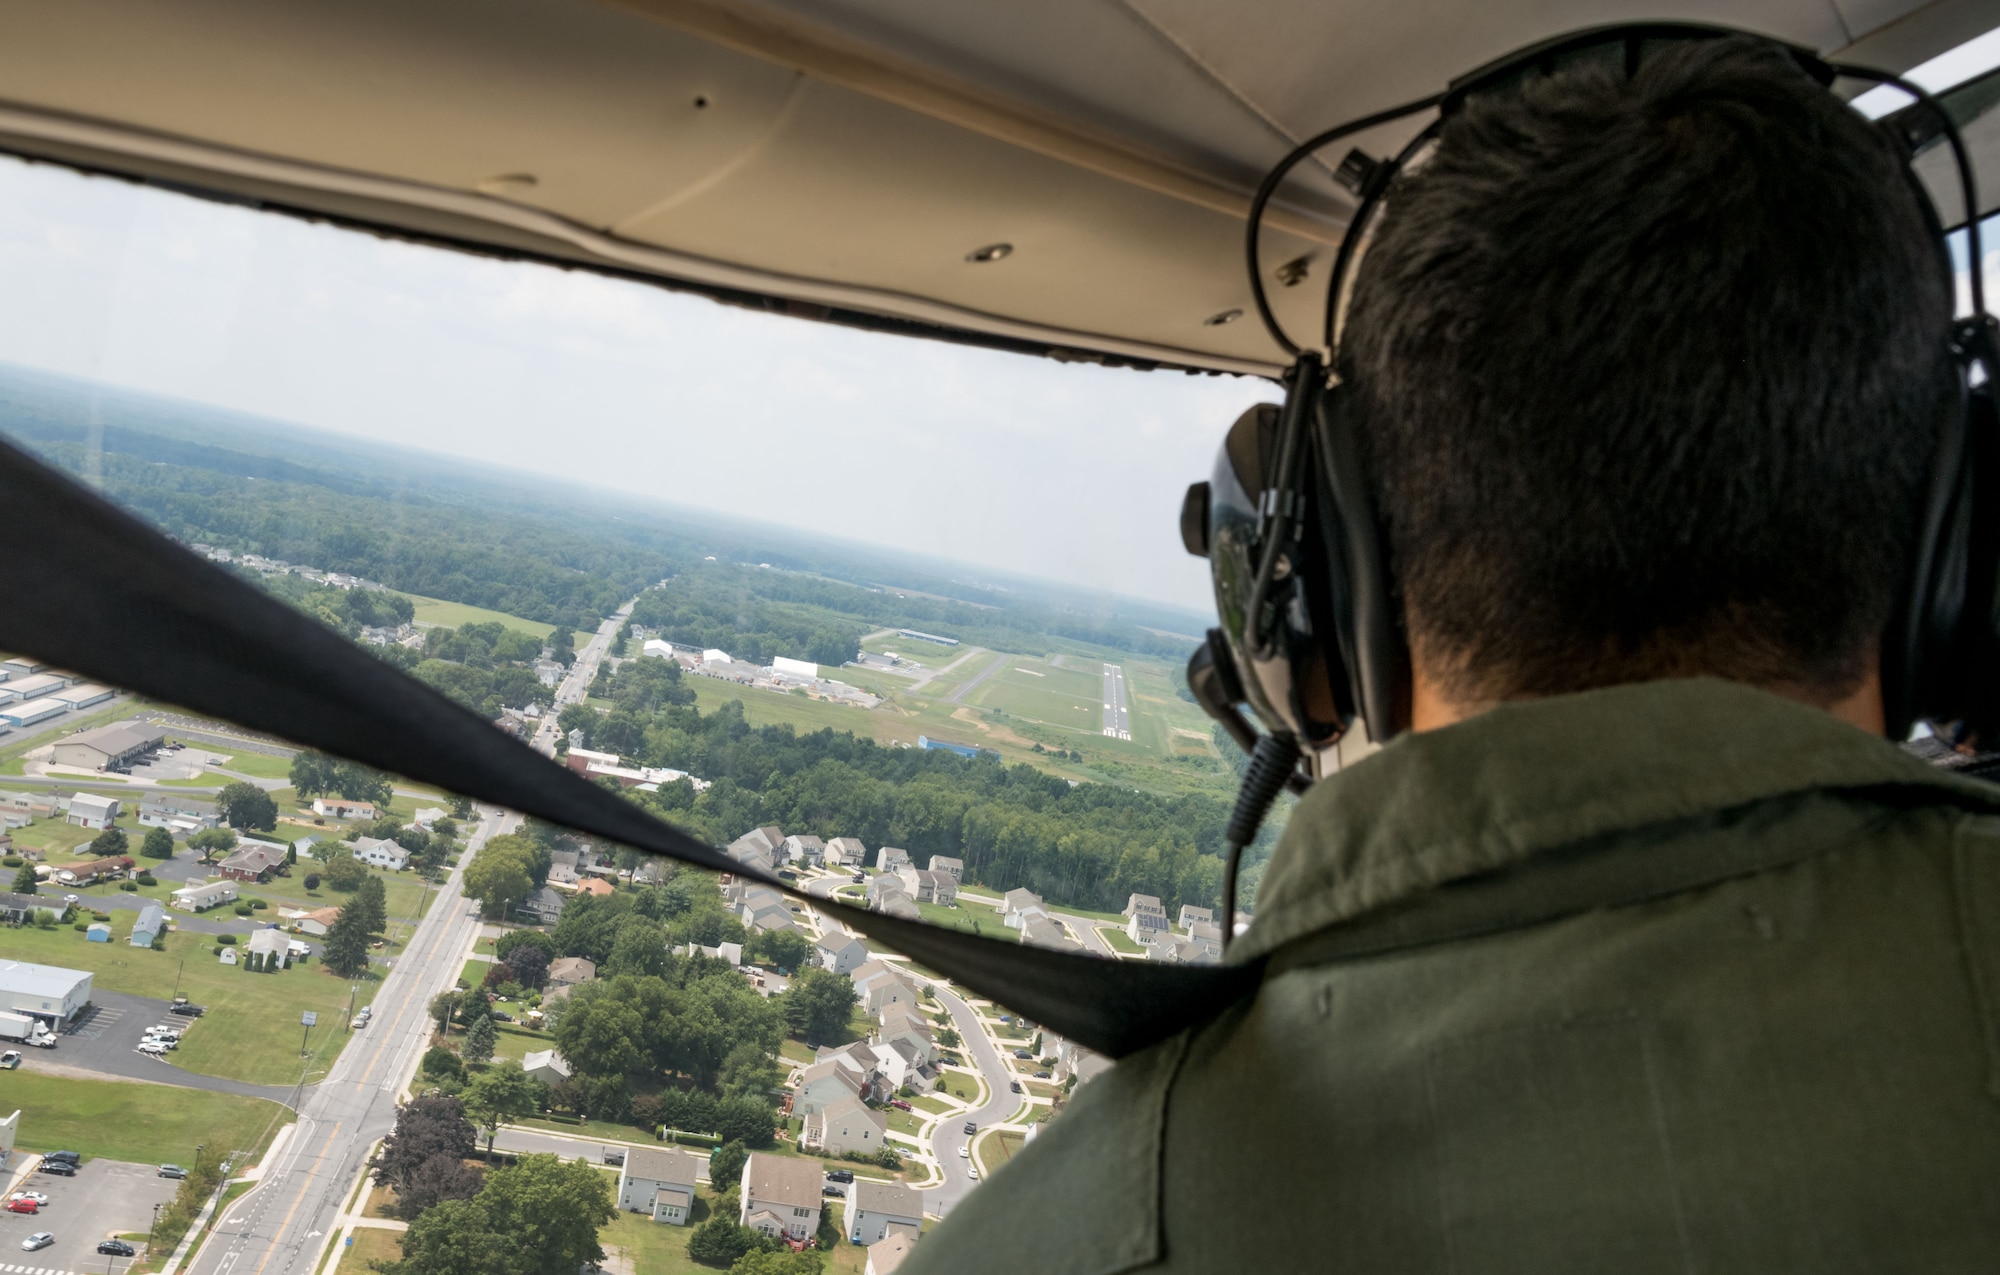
top-left (130, 902), bottom-right (166, 947)
top-left (617, 1145), bottom-right (703, 1225)
top-left (848, 1179), bottom-right (924, 1245)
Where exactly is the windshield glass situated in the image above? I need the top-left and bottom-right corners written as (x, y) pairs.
top-left (0, 151), bottom-right (1269, 1253)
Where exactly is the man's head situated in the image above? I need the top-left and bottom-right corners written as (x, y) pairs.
top-left (1343, 36), bottom-right (1955, 715)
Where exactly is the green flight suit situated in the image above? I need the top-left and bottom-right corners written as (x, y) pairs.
top-left (905, 679), bottom-right (2000, 1272)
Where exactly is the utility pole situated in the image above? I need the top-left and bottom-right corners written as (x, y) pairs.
top-left (172, 957), bottom-right (184, 1000)
top-left (345, 985), bottom-right (357, 1031)
top-left (148, 1201), bottom-right (162, 1255)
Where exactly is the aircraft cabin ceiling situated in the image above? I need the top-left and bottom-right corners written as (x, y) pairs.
top-left (0, 0), bottom-right (1991, 376)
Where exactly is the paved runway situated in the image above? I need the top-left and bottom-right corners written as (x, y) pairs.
top-left (1100, 664), bottom-right (1131, 740)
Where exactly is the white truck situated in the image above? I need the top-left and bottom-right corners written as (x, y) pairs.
top-left (0, 1012), bottom-right (57, 1048)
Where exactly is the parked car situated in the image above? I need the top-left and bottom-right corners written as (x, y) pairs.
top-left (8, 1192), bottom-right (48, 1206)
top-left (158, 1164), bottom-right (187, 1180)
top-left (169, 1003), bottom-right (206, 1017)
top-left (350, 1016), bottom-right (368, 1029)
top-left (600, 1148), bottom-right (624, 1166)
top-left (491, 1011), bottom-right (514, 1023)
top-left (957, 1145), bottom-right (970, 1158)
top-left (1013, 1049), bottom-right (1032, 1060)
top-left (821, 1184), bottom-right (846, 1197)
top-left (43, 1151), bottom-right (80, 1165)
top-left (968, 1166), bottom-right (981, 1181)
top-left (36, 1162), bottom-right (74, 1177)
top-left (20, 1232), bottom-right (52, 1251)
top-left (1034, 1071), bottom-right (1051, 1080)
top-left (962, 1122), bottom-right (977, 1135)
top-left (7, 1197), bottom-right (38, 1214)
top-left (137, 1042), bottom-right (169, 1055)
top-left (850, 873), bottom-right (865, 884)
top-left (97, 1240), bottom-right (136, 1256)
top-left (824, 1169), bottom-right (853, 1184)
top-left (1009, 1081), bottom-right (1022, 1093)
top-left (887, 1099), bottom-right (912, 1112)
top-left (0, 1051), bottom-right (20, 1069)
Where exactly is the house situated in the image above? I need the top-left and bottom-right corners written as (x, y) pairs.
top-left (738, 1153), bottom-right (823, 1244)
top-left (1020, 913), bottom-right (1082, 952)
top-left (877, 1009), bottom-right (935, 1066)
top-left (927, 855), bottom-right (963, 884)
top-left (56, 856), bottom-right (133, 885)
top-left (217, 842), bottom-right (287, 883)
top-left (129, 903), bottom-right (166, 947)
top-left (1124, 892), bottom-right (1165, 920)
top-left (848, 1179), bottom-right (924, 1245)
top-left (815, 1041), bottom-right (889, 1104)
top-left (781, 834), bottom-right (825, 867)
top-left (815, 932), bottom-right (869, 977)
top-left (867, 1233), bottom-right (917, 1275)
top-left (546, 862), bottom-right (579, 888)
top-left (824, 837), bottom-right (867, 868)
top-left (616, 1146), bottom-right (703, 1225)
top-left (520, 1049), bottom-right (572, 1086)
top-left (310, 797), bottom-right (376, 820)
top-left (1178, 904), bottom-right (1214, 931)
top-left (516, 887), bottom-right (566, 925)
top-left (794, 1058), bottom-right (865, 1117)
top-left (172, 879), bottom-right (237, 911)
top-left (547, 956), bottom-right (597, 988)
top-left (874, 846), bottom-right (912, 873)
top-left (873, 889), bottom-right (919, 922)
top-left (1125, 903), bottom-right (1170, 945)
top-left (0, 892), bottom-right (63, 924)
top-left (803, 1093), bottom-right (887, 1157)
top-left (857, 973), bottom-right (921, 1019)
top-left (64, 792), bottom-right (121, 830)
top-left (86, 922), bottom-right (111, 942)
top-left (411, 806), bottom-right (448, 828)
top-left (51, 721), bottom-right (163, 771)
top-left (575, 877), bottom-right (614, 898)
top-left (1001, 888), bottom-right (1044, 929)
top-left (0, 959), bottom-right (93, 1026)
top-left (351, 837), bottom-right (409, 870)
top-left (246, 928), bottom-right (291, 969)
top-left (894, 866), bottom-right (957, 905)
top-left (138, 793), bottom-right (219, 833)
top-left (292, 906), bottom-right (342, 937)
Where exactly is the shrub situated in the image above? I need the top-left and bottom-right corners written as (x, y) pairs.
top-left (303, 873), bottom-right (321, 891)
top-left (1, 855), bottom-right (20, 867)
top-left (91, 912), bottom-right (111, 922)
top-left (135, 873), bottom-right (157, 886)
top-left (234, 904), bottom-right (254, 917)
top-left (250, 899), bottom-right (268, 910)
top-left (119, 880), bottom-right (139, 892)
top-left (72, 922), bottom-right (86, 932)
top-left (216, 934), bottom-right (238, 945)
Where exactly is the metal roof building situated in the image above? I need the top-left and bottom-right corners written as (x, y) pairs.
top-left (0, 959), bottom-right (93, 1026)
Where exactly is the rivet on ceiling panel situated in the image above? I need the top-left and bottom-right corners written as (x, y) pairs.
top-left (1203, 308), bottom-right (1242, 326)
top-left (965, 242), bottom-right (1013, 263)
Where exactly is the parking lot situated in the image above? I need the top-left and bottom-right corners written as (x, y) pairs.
top-left (0, 1158), bottom-right (179, 1274)
top-left (54, 992), bottom-right (197, 1081)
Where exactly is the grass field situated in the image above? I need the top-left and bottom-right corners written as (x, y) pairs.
top-left (398, 594), bottom-right (589, 653)
top-left (0, 919), bottom-right (386, 1085)
top-left (3, 1070), bottom-right (288, 1166)
top-left (328, 1224), bottom-right (404, 1275)
top-left (598, 1193), bottom-right (721, 1275)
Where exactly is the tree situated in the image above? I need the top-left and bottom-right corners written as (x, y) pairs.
top-left (326, 851), bottom-right (368, 892)
top-left (355, 875), bottom-right (388, 934)
top-left (321, 905), bottom-right (371, 977)
top-left (289, 750), bottom-right (337, 798)
top-left (388, 1196), bottom-right (509, 1275)
top-left (463, 1011), bottom-right (497, 1064)
top-left (718, 1042), bottom-right (779, 1101)
top-left (188, 827), bottom-right (237, 863)
top-left (464, 837), bottom-right (533, 919)
top-left (420, 1046), bottom-right (465, 1084)
top-left (937, 1026), bottom-right (961, 1049)
top-left (216, 782), bottom-right (277, 831)
top-left (308, 839), bottom-right (337, 865)
top-left (449, 795), bottom-right (473, 820)
top-left (502, 944), bottom-right (550, 990)
top-left (781, 968), bottom-right (859, 1046)
top-left (477, 1153), bottom-right (615, 1275)
top-left (493, 928), bottom-right (556, 962)
top-left (707, 1139), bottom-right (747, 1190)
top-left (87, 826), bottom-right (128, 857)
top-left (429, 990), bottom-right (463, 1033)
top-left (140, 826), bottom-right (176, 860)
top-left (749, 928), bottom-right (809, 972)
top-left (12, 864), bottom-right (37, 895)
top-left (304, 872), bottom-right (322, 891)
top-left (686, 1219), bottom-right (774, 1268)
top-left (728, 1251), bottom-right (824, 1275)
top-left (372, 1093), bottom-right (477, 1198)
top-left (461, 1065), bottom-right (540, 1158)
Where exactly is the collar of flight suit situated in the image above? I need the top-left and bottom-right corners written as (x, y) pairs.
top-left (1231, 677), bottom-right (2000, 965)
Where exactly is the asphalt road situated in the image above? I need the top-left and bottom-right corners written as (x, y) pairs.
top-left (532, 602), bottom-right (633, 757)
top-left (926, 985), bottom-right (1023, 1217)
top-left (946, 654), bottom-right (1008, 705)
top-left (183, 806), bottom-right (508, 1275)
top-left (1100, 664), bottom-right (1131, 740)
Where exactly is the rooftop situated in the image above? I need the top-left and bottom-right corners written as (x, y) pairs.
top-left (742, 1152), bottom-right (824, 1210)
top-left (59, 721), bottom-right (165, 757)
top-left (0, 960), bottom-right (91, 998)
top-left (854, 1179), bottom-right (923, 1219)
top-left (624, 1145), bottom-right (702, 1188)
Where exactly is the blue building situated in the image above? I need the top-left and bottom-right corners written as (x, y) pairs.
top-left (918, 735), bottom-right (998, 761)
top-left (130, 902), bottom-right (166, 947)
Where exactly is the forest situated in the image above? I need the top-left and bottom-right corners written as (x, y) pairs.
top-left (572, 659), bottom-right (1235, 915)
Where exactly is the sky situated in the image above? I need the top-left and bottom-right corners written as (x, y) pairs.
top-left (0, 156), bottom-right (1268, 614)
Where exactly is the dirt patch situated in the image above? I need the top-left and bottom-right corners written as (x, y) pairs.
top-left (948, 709), bottom-right (1034, 749)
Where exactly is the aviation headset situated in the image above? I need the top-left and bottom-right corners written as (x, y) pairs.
top-left (1180, 23), bottom-right (2000, 940)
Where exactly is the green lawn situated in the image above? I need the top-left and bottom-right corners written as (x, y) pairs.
top-left (1100, 926), bottom-right (1144, 955)
top-left (2, 1070), bottom-right (287, 1166)
top-left (203, 750), bottom-right (296, 780)
top-left (398, 595), bottom-right (589, 654)
top-left (599, 1190), bottom-right (722, 1275)
top-left (0, 920), bottom-right (386, 1085)
top-left (515, 1114), bottom-right (655, 1144)
top-left (329, 1224), bottom-right (405, 1275)
top-left (910, 1094), bottom-right (957, 1116)
top-left (779, 1038), bottom-right (815, 1065)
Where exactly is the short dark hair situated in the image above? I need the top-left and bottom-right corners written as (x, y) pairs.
top-left (1344, 36), bottom-right (1955, 703)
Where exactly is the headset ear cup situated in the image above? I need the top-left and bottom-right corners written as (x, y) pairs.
top-left (1313, 386), bottom-right (1409, 741)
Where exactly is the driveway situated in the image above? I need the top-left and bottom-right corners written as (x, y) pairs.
top-left (0, 1156), bottom-right (180, 1275)
top-left (48, 991), bottom-right (296, 1103)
